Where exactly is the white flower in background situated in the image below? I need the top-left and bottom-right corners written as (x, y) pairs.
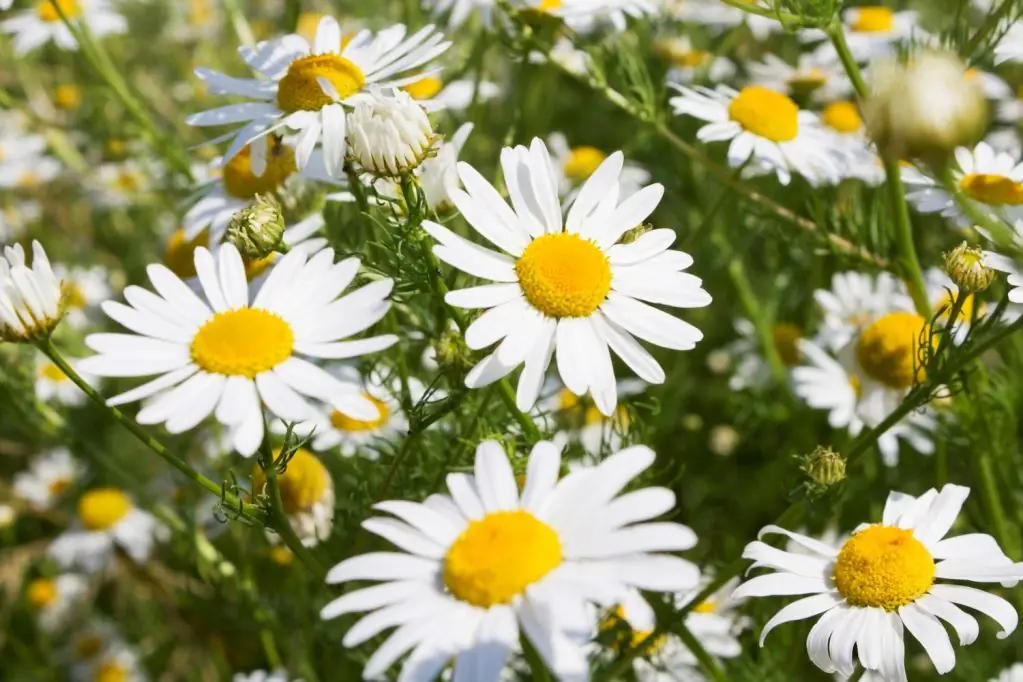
top-left (25, 573), bottom-right (89, 632)
top-left (419, 122), bottom-right (473, 212)
top-left (53, 264), bottom-right (112, 330)
top-left (403, 75), bottom-right (501, 113)
top-left (0, 241), bottom-right (64, 342)
top-left (537, 377), bottom-right (645, 457)
top-left (982, 248), bottom-right (1023, 304)
top-left (49, 488), bottom-right (163, 572)
top-left (35, 356), bottom-right (93, 407)
top-left (725, 318), bottom-right (804, 391)
top-left (806, 8), bottom-right (922, 62)
top-left (966, 66), bottom-right (1012, 100)
top-left (734, 484), bottom-right (1023, 682)
top-left (80, 643), bottom-right (146, 682)
top-left (65, 618), bottom-right (122, 674)
top-left (546, 133), bottom-right (651, 201)
top-left (0, 0), bottom-right (126, 55)
top-left (657, 35), bottom-right (735, 85)
top-left (322, 440), bottom-right (700, 681)
top-left (668, 0), bottom-right (780, 40)
top-left (88, 161), bottom-right (158, 209)
top-left (233, 671), bottom-right (295, 682)
top-left (14, 448), bottom-right (84, 511)
top-left (510, 0), bottom-right (658, 32)
top-left (747, 53), bottom-right (853, 105)
top-left (995, 23), bottom-right (1023, 64)
top-left (816, 101), bottom-right (885, 185)
top-left (0, 201), bottom-right (43, 242)
top-left (346, 90), bottom-right (436, 177)
top-left (424, 0), bottom-right (496, 27)
top-left (0, 133), bottom-right (62, 190)
top-left (424, 139), bottom-right (710, 415)
top-left (188, 17), bottom-right (450, 178)
top-left (993, 664), bottom-right (1023, 682)
top-left (252, 448), bottom-right (334, 546)
top-left (78, 244), bottom-right (397, 456)
top-left (813, 271), bottom-right (914, 352)
top-left (670, 85), bottom-right (840, 185)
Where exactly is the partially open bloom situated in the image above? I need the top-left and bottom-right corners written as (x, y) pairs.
top-left (346, 90), bottom-right (436, 177)
top-left (14, 447), bottom-right (84, 511)
top-left (945, 242), bottom-right (996, 293)
top-left (322, 440), bottom-right (699, 681)
top-left (49, 488), bottom-right (163, 572)
top-left (734, 484), bottom-right (1023, 681)
top-left (25, 573), bottom-right (89, 632)
top-left (253, 448), bottom-right (334, 546)
top-left (0, 241), bottom-right (64, 343)
top-left (0, 0), bottom-right (126, 55)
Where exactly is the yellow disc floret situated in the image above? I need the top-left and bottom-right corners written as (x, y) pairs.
top-left (78, 488), bottom-right (132, 531)
top-left (222, 137), bottom-right (297, 199)
top-left (252, 448), bottom-right (329, 514)
top-left (958, 173), bottom-right (1023, 206)
top-left (330, 394), bottom-right (389, 432)
top-left (833, 525), bottom-right (935, 610)
top-left (190, 308), bottom-right (294, 378)
top-left (276, 54), bottom-right (365, 113)
top-left (37, 0), bottom-right (80, 22)
top-left (27, 579), bottom-right (58, 608)
top-left (727, 86), bottom-right (800, 143)
top-left (771, 323), bottom-right (803, 366)
top-left (564, 146), bottom-right (606, 182)
top-left (822, 101), bottom-right (863, 134)
top-left (516, 233), bottom-right (612, 318)
top-left (855, 312), bottom-right (928, 389)
top-left (851, 7), bottom-right (895, 33)
top-left (444, 510), bottom-right (563, 607)
top-left (403, 76), bottom-right (444, 101)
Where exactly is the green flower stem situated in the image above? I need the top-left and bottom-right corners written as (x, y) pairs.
top-left (827, 25), bottom-right (868, 98)
top-left (521, 634), bottom-right (553, 682)
top-left (847, 666), bottom-right (866, 682)
top-left (973, 426), bottom-right (1013, 556)
top-left (727, 249), bottom-right (790, 391)
top-left (966, 0), bottom-right (1017, 58)
top-left (37, 338), bottom-right (265, 526)
top-left (675, 621), bottom-right (729, 682)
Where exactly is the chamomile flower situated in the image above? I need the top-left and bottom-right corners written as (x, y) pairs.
top-left (0, 241), bottom-right (64, 343)
top-left (994, 664), bottom-right (1023, 682)
top-left (14, 448), bottom-right (84, 511)
top-left (89, 161), bottom-right (158, 209)
top-left (546, 132), bottom-right (651, 200)
top-left (403, 75), bottom-right (501, 112)
top-left (79, 643), bottom-right (145, 682)
top-left (0, 133), bottom-right (62, 189)
top-left (253, 448), bottom-right (334, 546)
top-left (424, 139), bottom-right (710, 416)
top-left (656, 36), bottom-right (735, 85)
top-left (35, 356), bottom-right (93, 407)
top-left (188, 17), bottom-right (451, 178)
top-left (734, 484), bottom-right (1023, 682)
top-left (65, 618), bottom-right (122, 671)
top-left (321, 440), bottom-right (700, 681)
top-left (747, 52), bottom-right (853, 104)
top-left (995, 23), bottom-right (1023, 64)
top-left (0, 0), bottom-right (126, 56)
top-left (816, 101), bottom-right (885, 185)
top-left (725, 318), bottom-right (804, 391)
top-left (537, 377), bottom-right (645, 457)
top-left (966, 66), bottom-right (1013, 100)
top-left (49, 487), bottom-right (163, 572)
top-left (25, 573), bottom-right (89, 632)
top-left (806, 8), bottom-right (923, 62)
top-left (0, 200), bottom-right (42, 242)
top-left (670, 85), bottom-right (840, 185)
top-left (54, 264), bottom-right (112, 330)
top-left (813, 271), bottom-right (914, 352)
top-left (78, 244), bottom-right (397, 456)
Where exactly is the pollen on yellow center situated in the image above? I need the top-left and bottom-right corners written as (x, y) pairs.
top-left (728, 86), bottom-right (800, 143)
top-left (27, 579), bottom-right (58, 608)
top-left (564, 146), bottom-right (607, 182)
top-left (959, 173), bottom-right (1023, 206)
top-left (190, 308), bottom-right (294, 378)
top-left (276, 54), bottom-right (365, 113)
top-left (252, 448), bottom-right (330, 514)
top-left (94, 660), bottom-right (128, 682)
top-left (850, 7), bottom-right (894, 33)
top-left (330, 394), bottom-right (389, 432)
top-left (771, 323), bottom-right (803, 366)
top-left (37, 0), bottom-right (80, 22)
top-left (822, 101), bottom-right (863, 134)
top-left (78, 488), bottom-right (132, 531)
top-left (164, 229), bottom-right (210, 280)
top-left (444, 510), bottom-right (562, 607)
top-left (856, 312), bottom-right (929, 390)
top-left (403, 76), bottom-right (444, 101)
top-left (222, 137), bottom-right (297, 199)
top-left (515, 233), bottom-right (612, 318)
top-left (114, 172), bottom-right (142, 192)
top-left (833, 525), bottom-right (935, 610)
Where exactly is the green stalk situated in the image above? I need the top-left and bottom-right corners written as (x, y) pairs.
top-left (965, 0), bottom-right (1017, 58)
top-left (675, 622), bottom-right (729, 682)
top-left (728, 255), bottom-right (790, 391)
top-left (973, 437), bottom-right (1013, 555)
top-left (521, 634), bottom-right (553, 682)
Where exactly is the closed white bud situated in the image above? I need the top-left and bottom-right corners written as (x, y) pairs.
top-left (346, 90), bottom-right (437, 178)
top-left (0, 241), bottom-right (64, 343)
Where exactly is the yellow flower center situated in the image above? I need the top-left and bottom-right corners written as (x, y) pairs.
top-left (672, 50), bottom-right (709, 68)
top-left (403, 76), bottom-right (444, 101)
top-left (602, 606), bottom-right (668, 656)
top-left (557, 387), bottom-right (582, 412)
top-left (771, 322), bottom-right (803, 366)
top-left (958, 173), bottom-right (1023, 206)
top-left (49, 478), bottom-right (71, 496)
top-left (27, 579), bottom-right (58, 608)
top-left (74, 634), bottom-right (104, 660)
top-left (114, 171), bottom-right (142, 192)
top-left (38, 360), bottom-right (68, 382)
top-left (191, 308), bottom-right (294, 378)
top-left (17, 171), bottom-right (41, 188)
top-left (105, 139), bottom-right (127, 159)
top-left (833, 525), bottom-right (934, 610)
top-left (788, 68), bottom-right (828, 92)
top-left (564, 146), bottom-right (607, 182)
top-left (94, 661), bottom-right (128, 682)
top-left (728, 86), bottom-right (799, 143)
top-left (822, 101), bottom-right (863, 134)
top-left (444, 510), bottom-right (563, 607)
top-left (855, 312), bottom-right (928, 389)
top-left (164, 229), bottom-right (210, 280)
top-left (252, 448), bottom-right (329, 514)
top-left (268, 545), bottom-right (294, 565)
top-left (276, 54), bottom-right (366, 113)
top-left (54, 84), bottom-right (82, 110)
top-left (222, 137), bottom-right (297, 200)
top-left (515, 233), bottom-right (612, 318)
top-left (78, 488), bottom-right (132, 531)
top-left (188, 0), bottom-right (214, 27)
top-left (329, 394), bottom-right (390, 432)
top-left (37, 0), bottom-right (80, 22)
top-left (851, 7), bottom-right (894, 33)
top-left (692, 599), bottom-right (717, 614)
top-left (539, 0), bottom-right (563, 10)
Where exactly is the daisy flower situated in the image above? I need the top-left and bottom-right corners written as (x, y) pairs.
top-left (14, 447), bottom-right (84, 511)
top-left (670, 85), bottom-right (840, 185)
top-left (88, 160), bottom-right (159, 209)
top-left (546, 133), bottom-right (651, 201)
top-left (419, 122), bottom-right (474, 213)
top-left (80, 643), bottom-right (145, 682)
top-left (982, 248), bottom-right (1023, 304)
top-left (187, 17), bottom-right (451, 178)
top-left (747, 52), bottom-right (853, 105)
top-left (49, 487), bottom-right (163, 572)
top-left (25, 573), bottom-right (89, 632)
top-left (65, 618), bottom-right (122, 672)
top-left (902, 142), bottom-right (1023, 228)
top-left (54, 264), bottom-right (112, 330)
top-left (0, 0), bottom-right (126, 55)
top-left (734, 484), bottom-right (1023, 681)
top-left (725, 318), bottom-right (804, 391)
top-left (252, 447), bottom-right (334, 546)
top-left (77, 244), bottom-right (397, 456)
top-left (423, 139), bottom-right (711, 416)
top-left (816, 101), bottom-right (885, 185)
top-left (655, 36), bottom-right (735, 86)
top-left (0, 200), bottom-right (42, 242)
top-left (321, 440), bottom-right (700, 681)
top-left (403, 75), bottom-right (501, 113)
top-left (813, 271), bottom-right (914, 352)
top-left (35, 356), bottom-right (95, 407)
top-left (966, 66), bottom-right (1013, 100)
top-left (668, 0), bottom-right (780, 40)
top-left (0, 241), bottom-right (64, 343)
top-left (537, 377), bottom-right (645, 457)
top-left (0, 133), bottom-right (62, 190)
top-left (994, 664), bottom-right (1023, 682)
top-left (995, 23), bottom-right (1023, 64)
top-left (805, 8), bottom-right (922, 62)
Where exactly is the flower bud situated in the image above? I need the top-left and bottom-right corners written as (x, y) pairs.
top-left (432, 326), bottom-right (473, 374)
top-left (801, 445), bottom-right (846, 488)
top-left (943, 241), bottom-right (995, 293)
top-left (346, 90), bottom-right (437, 178)
top-left (226, 193), bottom-right (286, 260)
top-left (0, 241), bottom-right (64, 343)
top-left (863, 52), bottom-right (988, 163)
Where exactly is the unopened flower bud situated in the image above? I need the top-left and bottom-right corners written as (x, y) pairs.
top-left (863, 52), bottom-right (988, 163)
top-left (432, 326), bottom-right (473, 373)
top-left (801, 445), bottom-right (846, 488)
top-left (347, 90), bottom-right (437, 178)
top-left (0, 241), bottom-right (64, 343)
top-left (226, 193), bottom-right (286, 260)
top-left (943, 241), bottom-right (994, 293)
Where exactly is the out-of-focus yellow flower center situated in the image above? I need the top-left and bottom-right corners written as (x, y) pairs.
top-left (788, 68), bottom-right (828, 91)
top-left (330, 394), bottom-right (390, 432)
top-left (564, 146), bottom-right (606, 182)
top-left (276, 54), bottom-right (365, 113)
top-left (403, 76), bottom-right (444, 101)
top-left (728, 86), bottom-right (799, 143)
top-left (822, 101), bottom-right (863, 134)
top-left (38, 360), bottom-right (68, 382)
top-left (833, 525), bottom-right (934, 610)
top-left (105, 139), bottom-right (127, 159)
top-left (444, 510), bottom-right (562, 607)
top-left (49, 477), bottom-right (71, 496)
top-left (164, 229), bottom-right (210, 279)
top-left (222, 137), bottom-right (297, 199)
top-left (93, 660), bottom-right (128, 682)
top-left (671, 49), bottom-right (709, 68)
top-left (850, 7), bottom-right (894, 33)
top-left (959, 173), bottom-right (1023, 205)
top-left (17, 171), bottom-right (41, 188)
top-left (538, 0), bottom-right (563, 11)
top-left (27, 579), bottom-right (58, 608)
top-left (191, 308), bottom-right (294, 378)
top-left (602, 606), bottom-right (668, 656)
top-left (268, 545), bottom-right (294, 565)
top-left (692, 599), bottom-right (717, 614)
top-left (771, 323), bottom-right (803, 366)
top-left (74, 634), bottom-right (104, 660)
top-left (188, 0), bottom-right (214, 27)
top-left (78, 488), bottom-right (132, 531)
top-left (54, 84), bottom-right (82, 110)
top-left (243, 253), bottom-right (277, 280)
top-left (252, 448), bottom-right (330, 514)
top-left (935, 291), bottom-right (983, 324)
top-left (63, 281), bottom-right (87, 310)
top-left (855, 312), bottom-right (928, 389)
top-left (516, 233), bottom-right (612, 318)
top-left (114, 171), bottom-right (142, 193)
top-left (37, 0), bottom-right (80, 22)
